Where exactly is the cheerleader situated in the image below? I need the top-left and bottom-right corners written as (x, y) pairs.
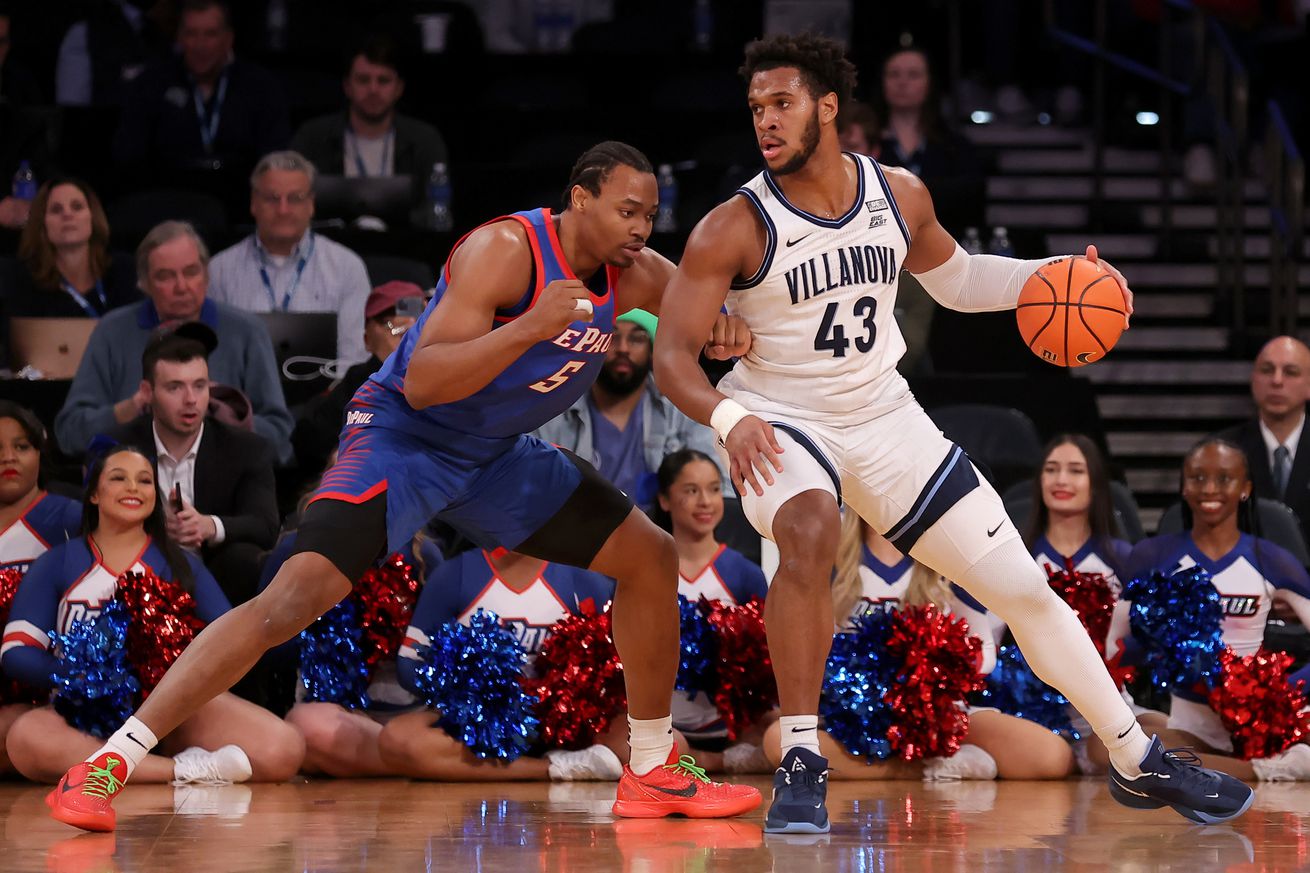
top-left (1114, 438), bottom-right (1310, 781)
top-left (765, 513), bottom-right (1074, 780)
top-left (652, 450), bottom-right (773, 771)
top-left (0, 446), bottom-right (304, 784)
top-left (1024, 434), bottom-right (1163, 772)
top-left (0, 402), bottom-right (80, 774)
top-left (278, 529), bottom-right (443, 778)
top-left (378, 546), bottom-right (644, 781)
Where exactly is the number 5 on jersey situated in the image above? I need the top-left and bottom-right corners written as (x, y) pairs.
top-left (530, 360), bottom-right (586, 393)
top-left (814, 295), bottom-right (877, 357)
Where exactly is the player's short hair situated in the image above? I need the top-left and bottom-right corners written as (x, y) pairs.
top-left (561, 141), bottom-right (653, 210)
top-left (739, 33), bottom-right (858, 106)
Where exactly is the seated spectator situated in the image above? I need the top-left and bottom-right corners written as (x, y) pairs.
top-left (291, 280), bottom-right (423, 478)
top-left (1216, 336), bottom-right (1310, 549)
top-left (54, 220), bottom-right (293, 462)
top-left (534, 310), bottom-right (723, 509)
top-left (290, 35), bottom-right (448, 209)
top-left (12, 178), bottom-right (140, 318)
top-left (1112, 439), bottom-right (1310, 782)
top-left (104, 330), bottom-right (278, 604)
top-left (651, 449), bottom-right (772, 773)
top-left (837, 100), bottom-right (881, 158)
top-left (875, 45), bottom-right (984, 236)
top-left (208, 150), bottom-right (371, 365)
top-left (1, 445), bottom-right (304, 785)
top-left (111, 0), bottom-right (290, 184)
top-left (0, 3), bottom-right (41, 105)
top-left (0, 401), bottom-right (81, 574)
top-left (55, 0), bottom-right (170, 107)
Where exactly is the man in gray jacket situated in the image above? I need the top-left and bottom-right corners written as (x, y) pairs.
top-left (534, 310), bottom-right (724, 510)
top-left (55, 220), bottom-right (294, 462)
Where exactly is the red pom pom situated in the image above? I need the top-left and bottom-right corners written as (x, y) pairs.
top-left (524, 600), bottom-right (626, 749)
top-left (882, 604), bottom-right (986, 760)
top-left (115, 570), bottom-right (205, 696)
top-left (703, 597), bottom-right (777, 740)
top-left (0, 567), bottom-right (45, 705)
top-left (353, 553), bottom-right (421, 674)
top-left (1046, 561), bottom-right (1116, 659)
top-left (1208, 647), bottom-right (1310, 761)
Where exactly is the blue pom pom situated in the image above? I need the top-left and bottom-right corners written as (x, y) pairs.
top-left (975, 645), bottom-right (1078, 740)
top-left (675, 596), bottom-right (717, 697)
top-left (819, 608), bottom-right (897, 761)
top-left (299, 598), bottom-right (370, 709)
top-left (1124, 566), bottom-right (1224, 693)
top-left (50, 600), bottom-right (140, 738)
top-left (412, 609), bottom-right (539, 762)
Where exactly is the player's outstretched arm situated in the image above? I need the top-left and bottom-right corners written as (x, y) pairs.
top-left (403, 222), bottom-right (594, 410)
top-left (617, 246), bottom-right (752, 360)
top-left (889, 168), bottom-right (1133, 324)
top-left (654, 202), bottom-right (782, 497)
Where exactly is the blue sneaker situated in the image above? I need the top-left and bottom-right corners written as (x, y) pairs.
top-left (1108, 736), bottom-right (1254, 825)
top-left (764, 748), bottom-right (830, 834)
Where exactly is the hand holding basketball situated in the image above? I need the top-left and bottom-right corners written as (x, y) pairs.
top-left (1016, 255), bottom-right (1129, 368)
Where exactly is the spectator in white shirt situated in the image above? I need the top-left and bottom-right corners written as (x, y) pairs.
top-left (208, 150), bottom-right (371, 365)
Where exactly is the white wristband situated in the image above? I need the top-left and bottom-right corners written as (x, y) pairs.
top-left (710, 398), bottom-right (752, 446)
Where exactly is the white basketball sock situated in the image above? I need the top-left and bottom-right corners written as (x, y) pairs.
top-left (627, 715), bottom-right (674, 776)
top-left (779, 715), bottom-right (820, 757)
top-left (91, 717), bottom-right (158, 780)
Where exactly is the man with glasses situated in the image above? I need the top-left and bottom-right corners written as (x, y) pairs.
top-left (208, 150), bottom-right (372, 364)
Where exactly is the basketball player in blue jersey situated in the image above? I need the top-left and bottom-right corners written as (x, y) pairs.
top-left (48, 142), bottom-right (760, 832)
top-left (654, 34), bottom-right (1252, 831)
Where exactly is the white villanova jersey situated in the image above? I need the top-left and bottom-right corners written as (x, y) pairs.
top-left (720, 153), bottom-right (913, 417)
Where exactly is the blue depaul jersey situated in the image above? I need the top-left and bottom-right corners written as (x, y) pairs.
top-left (366, 208), bottom-right (619, 443)
top-left (0, 492), bottom-right (82, 574)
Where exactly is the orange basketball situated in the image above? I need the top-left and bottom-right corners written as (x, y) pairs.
top-left (1016, 256), bottom-right (1126, 368)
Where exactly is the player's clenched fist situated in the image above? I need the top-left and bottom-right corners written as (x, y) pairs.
top-left (724, 415), bottom-right (784, 497)
top-left (524, 279), bottom-right (593, 340)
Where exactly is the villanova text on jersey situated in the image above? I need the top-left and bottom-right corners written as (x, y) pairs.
top-left (784, 244), bottom-right (899, 305)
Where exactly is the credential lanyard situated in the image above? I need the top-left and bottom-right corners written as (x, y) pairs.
top-left (193, 71), bottom-right (229, 154)
top-left (60, 278), bottom-right (106, 318)
top-left (258, 234), bottom-right (315, 311)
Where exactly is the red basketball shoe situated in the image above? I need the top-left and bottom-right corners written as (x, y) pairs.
top-left (46, 754), bottom-right (128, 832)
top-left (612, 749), bottom-right (761, 819)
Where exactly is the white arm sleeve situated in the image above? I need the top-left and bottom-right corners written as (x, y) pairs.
top-left (911, 242), bottom-right (1067, 313)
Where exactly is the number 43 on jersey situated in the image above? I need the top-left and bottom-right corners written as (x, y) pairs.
top-left (814, 295), bottom-right (877, 357)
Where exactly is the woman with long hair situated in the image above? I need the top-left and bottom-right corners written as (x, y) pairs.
top-left (766, 512), bottom-right (1075, 781)
top-left (1, 446), bottom-right (303, 785)
top-left (1112, 439), bottom-right (1310, 782)
top-left (652, 449), bottom-right (772, 772)
top-left (12, 178), bottom-right (139, 318)
top-left (0, 401), bottom-right (81, 775)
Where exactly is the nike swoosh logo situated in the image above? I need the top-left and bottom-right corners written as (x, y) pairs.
top-left (785, 234), bottom-right (812, 247)
top-left (60, 779), bottom-right (81, 794)
top-left (126, 731), bottom-right (148, 749)
top-left (650, 783), bottom-right (698, 798)
top-left (1117, 726), bottom-right (1134, 739)
top-left (790, 727), bottom-right (812, 733)
top-left (987, 522), bottom-right (1003, 537)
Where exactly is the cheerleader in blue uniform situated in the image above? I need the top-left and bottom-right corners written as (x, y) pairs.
top-left (0, 446), bottom-right (304, 784)
top-left (1112, 439), bottom-right (1310, 782)
top-left (1023, 434), bottom-right (1164, 772)
top-left (765, 513), bottom-right (1075, 781)
top-left (378, 545), bottom-right (641, 781)
top-left (651, 450), bottom-right (773, 771)
top-left (0, 403), bottom-right (81, 775)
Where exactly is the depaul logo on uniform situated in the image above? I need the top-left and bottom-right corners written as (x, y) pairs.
top-left (345, 410), bottom-right (374, 427)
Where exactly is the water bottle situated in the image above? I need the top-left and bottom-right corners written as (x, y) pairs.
top-left (655, 164), bottom-right (677, 234)
top-left (987, 226), bottom-right (1015, 257)
top-left (961, 226), bottom-right (983, 255)
top-left (692, 0), bottom-right (714, 52)
top-left (11, 161), bottom-right (36, 201)
top-left (426, 162), bottom-right (453, 232)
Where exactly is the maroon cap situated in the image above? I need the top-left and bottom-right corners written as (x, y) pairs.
top-left (366, 281), bottom-right (425, 319)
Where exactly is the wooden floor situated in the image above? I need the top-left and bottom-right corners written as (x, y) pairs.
top-left (4, 777), bottom-right (1309, 872)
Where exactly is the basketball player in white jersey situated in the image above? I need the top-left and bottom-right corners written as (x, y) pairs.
top-left (654, 33), bottom-right (1253, 832)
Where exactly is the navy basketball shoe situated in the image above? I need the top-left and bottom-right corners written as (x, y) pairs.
top-left (765, 747), bottom-right (831, 834)
top-left (1108, 736), bottom-right (1254, 824)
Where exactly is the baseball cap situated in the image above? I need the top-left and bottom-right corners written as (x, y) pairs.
top-left (367, 281), bottom-right (426, 320)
